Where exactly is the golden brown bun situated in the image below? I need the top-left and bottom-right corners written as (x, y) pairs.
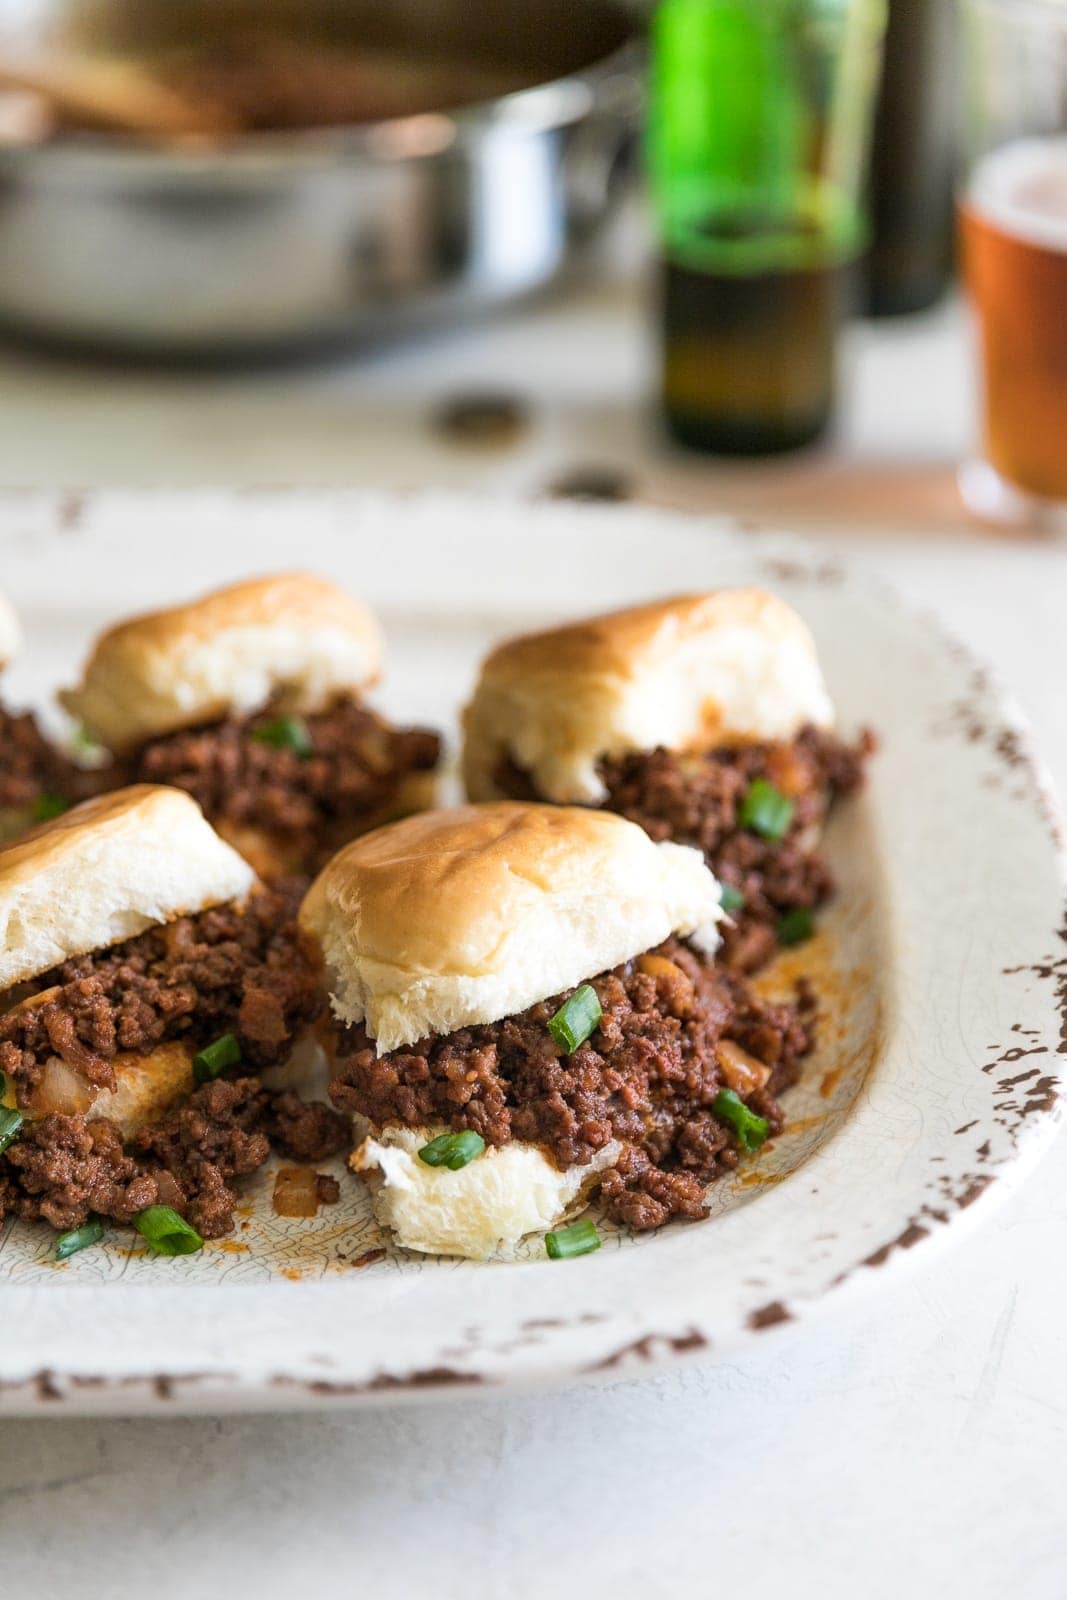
top-left (463, 590), bottom-right (835, 803)
top-left (300, 801), bottom-right (721, 1054)
top-left (91, 1040), bottom-right (197, 1136)
top-left (60, 572), bottom-right (384, 754)
top-left (0, 785), bottom-right (254, 991)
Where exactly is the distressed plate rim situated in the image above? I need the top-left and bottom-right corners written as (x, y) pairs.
top-left (0, 489), bottom-right (1062, 1415)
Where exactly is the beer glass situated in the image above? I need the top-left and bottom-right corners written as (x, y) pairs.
top-left (959, 0), bottom-right (1067, 529)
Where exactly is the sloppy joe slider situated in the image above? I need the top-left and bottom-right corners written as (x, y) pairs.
top-left (0, 589), bottom-right (96, 841)
top-left (300, 802), bottom-right (812, 1259)
top-left (0, 786), bottom-right (344, 1250)
top-left (60, 573), bottom-right (441, 879)
top-left (463, 591), bottom-right (872, 971)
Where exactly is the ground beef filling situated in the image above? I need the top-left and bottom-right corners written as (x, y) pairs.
top-left (496, 726), bottom-right (873, 971)
top-left (0, 886), bottom-right (348, 1236)
top-left (329, 938), bottom-right (814, 1231)
top-left (131, 694), bottom-right (440, 875)
top-left (0, 883), bottom-right (321, 1104)
top-left (0, 703), bottom-right (96, 820)
top-left (0, 1080), bottom-right (348, 1237)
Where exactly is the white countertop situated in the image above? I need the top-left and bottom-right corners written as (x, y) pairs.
top-left (0, 249), bottom-right (1064, 1600)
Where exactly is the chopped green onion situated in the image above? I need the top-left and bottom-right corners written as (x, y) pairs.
top-left (712, 1088), bottom-right (769, 1152)
top-left (719, 883), bottom-right (745, 914)
top-left (134, 1206), bottom-right (204, 1256)
top-left (71, 724), bottom-right (101, 757)
top-left (0, 1107), bottom-right (24, 1155)
top-left (778, 907), bottom-right (815, 947)
top-left (546, 1218), bottom-right (601, 1260)
top-left (738, 778), bottom-right (794, 842)
top-left (251, 715), bottom-right (313, 758)
top-left (193, 1032), bottom-right (242, 1085)
top-left (417, 1130), bottom-right (487, 1170)
top-left (32, 793), bottom-right (69, 823)
top-left (548, 984), bottom-right (602, 1054)
top-left (55, 1217), bottom-right (105, 1261)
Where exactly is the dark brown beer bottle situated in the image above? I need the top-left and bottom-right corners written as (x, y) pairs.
top-left (863, 0), bottom-right (957, 317)
top-left (660, 215), bottom-right (852, 456)
top-left (648, 0), bottom-right (885, 457)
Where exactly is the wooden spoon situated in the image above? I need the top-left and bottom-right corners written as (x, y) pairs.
top-left (0, 54), bottom-right (239, 140)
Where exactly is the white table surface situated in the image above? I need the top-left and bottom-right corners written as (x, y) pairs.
top-left (0, 242), bottom-right (1064, 1600)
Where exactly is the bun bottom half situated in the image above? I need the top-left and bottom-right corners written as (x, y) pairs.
top-left (319, 1024), bottom-right (618, 1260)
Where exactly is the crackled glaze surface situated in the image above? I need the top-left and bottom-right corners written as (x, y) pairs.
top-left (0, 491), bottom-right (1061, 1412)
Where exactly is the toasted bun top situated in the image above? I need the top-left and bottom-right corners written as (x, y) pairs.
top-left (463, 590), bottom-right (834, 803)
top-left (300, 801), bottom-right (721, 1053)
top-left (0, 785), bottom-right (254, 990)
top-left (0, 591), bottom-right (20, 671)
top-left (60, 572), bottom-right (384, 753)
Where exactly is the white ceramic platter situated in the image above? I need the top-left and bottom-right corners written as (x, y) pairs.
top-left (0, 490), bottom-right (1062, 1414)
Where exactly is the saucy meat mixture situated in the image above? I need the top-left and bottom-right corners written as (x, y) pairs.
top-left (0, 704), bottom-right (98, 826)
top-left (329, 937), bottom-right (814, 1232)
top-left (0, 883), bottom-right (346, 1238)
top-left (130, 694), bottom-right (440, 876)
top-left (496, 725), bottom-right (874, 971)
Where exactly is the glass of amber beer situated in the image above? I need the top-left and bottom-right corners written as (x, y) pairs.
top-left (959, 0), bottom-right (1067, 528)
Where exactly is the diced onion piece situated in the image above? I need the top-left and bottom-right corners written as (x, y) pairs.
top-left (637, 953), bottom-right (684, 980)
top-left (153, 1169), bottom-right (185, 1210)
top-left (716, 1039), bottom-right (771, 1095)
top-left (765, 744), bottom-right (815, 800)
top-left (273, 1166), bottom-right (322, 1218)
top-left (31, 1057), bottom-right (95, 1117)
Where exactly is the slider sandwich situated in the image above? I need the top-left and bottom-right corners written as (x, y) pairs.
top-left (0, 786), bottom-right (343, 1247)
top-left (300, 802), bottom-right (812, 1260)
top-left (463, 591), bottom-right (872, 971)
top-left (61, 572), bottom-right (441, 880)
top-left (0, 589), bottom-right (96, 841)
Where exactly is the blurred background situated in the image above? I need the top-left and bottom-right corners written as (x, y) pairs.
top-left (0, 0), bottom-right (1062, 535)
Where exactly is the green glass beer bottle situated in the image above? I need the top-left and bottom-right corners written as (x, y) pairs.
top-left (648, 0), bottom-right (885, 455)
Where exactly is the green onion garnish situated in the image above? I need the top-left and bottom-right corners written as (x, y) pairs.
top-left (133, 1206), bottom-right (204, 1256)
top-left (738, 778), bottom-right (794, 842)
top-left (32, 793), bottom-right (69, 823)
top-left (0, 1107), bottom-right (24, 1154)
top-left (251, 715), bottom-right (313, 758)
top-left (712, 1088), bottom-right (769, 1152)
top-left (548, 985), bottom-right (602, 1054)
top-left (546, 1218), bottom-right (601, 1260)
top-left (417, 1130), bottom-right (487, 1170)
top-left (192, 1032), bottom-right (242, 1085)
top-left (719, 883), bottom-right (745, 914)
top-left (55, 1217), bottom-right (105, 1261)
top-left (778, 907), bottom-right (815, 947)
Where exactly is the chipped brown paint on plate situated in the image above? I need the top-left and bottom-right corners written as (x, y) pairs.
top-left (0, 490), bottom-right (1061, 1414)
